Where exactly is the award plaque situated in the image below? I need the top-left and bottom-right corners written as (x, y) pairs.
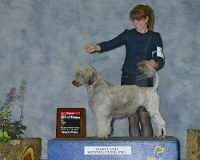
top-left (56, 108), bottom-right (85, 138)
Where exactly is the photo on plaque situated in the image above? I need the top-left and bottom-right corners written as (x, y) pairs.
top-left (56, 108), bottom-right (85, 138)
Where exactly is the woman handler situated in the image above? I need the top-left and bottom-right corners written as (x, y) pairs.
top-left (85, 5), bottom-right (165, 137)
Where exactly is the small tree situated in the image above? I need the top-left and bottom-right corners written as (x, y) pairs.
top-left (0, 80), bottom-right (27, 143)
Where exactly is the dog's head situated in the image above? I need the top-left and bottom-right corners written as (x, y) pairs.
top-left (72, 65), bottom-right (98, 87)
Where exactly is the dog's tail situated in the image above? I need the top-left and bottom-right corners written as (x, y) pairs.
top-left (137, 60), bottom-right (159, 90)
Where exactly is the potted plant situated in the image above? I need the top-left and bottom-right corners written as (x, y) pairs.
top-left (0, 81), bottom-right (41, 160)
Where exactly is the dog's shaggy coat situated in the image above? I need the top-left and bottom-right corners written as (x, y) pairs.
top-left (72, 60), bottom-right (166, 138)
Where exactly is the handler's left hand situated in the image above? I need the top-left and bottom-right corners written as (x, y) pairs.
top-left (146, 59), bottom-right (158, 69)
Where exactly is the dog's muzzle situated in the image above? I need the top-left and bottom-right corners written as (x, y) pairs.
top-left (72, 80), bottom-right (82, 87)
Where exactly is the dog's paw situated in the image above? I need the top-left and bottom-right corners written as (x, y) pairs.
top-left (154, 135), bottom-right (166, 140)
top-left (96, 137), bottom-right (107, 140)
top-left (96, 136), bottom-right (108, 140)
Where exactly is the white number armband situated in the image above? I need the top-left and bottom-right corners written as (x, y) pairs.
top-left (156, 46), bottom-right (165, 59)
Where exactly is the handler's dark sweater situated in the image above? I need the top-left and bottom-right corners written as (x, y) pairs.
top-left (98, 29), bottom-right (165, 75)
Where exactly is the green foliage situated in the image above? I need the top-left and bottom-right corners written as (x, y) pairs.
top-left (7, 121), bottom-right (27, 139)
top-left (0, 129), bottom-right (10, 138)
top-left (0, 80), bottom-right (27, 143)
top-left (0, 137), bottom-right (11, 143)
top-left (0, 129), bottom-right (11, 143)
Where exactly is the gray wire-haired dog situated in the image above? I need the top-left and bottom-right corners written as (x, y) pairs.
top-left (72, 60), bottom-right (166, 139)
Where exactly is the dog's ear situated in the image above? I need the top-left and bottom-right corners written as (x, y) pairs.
top-left (88, 79), bottom-right (93, 85)
top-left (87, 71), bottom-right (97, 85)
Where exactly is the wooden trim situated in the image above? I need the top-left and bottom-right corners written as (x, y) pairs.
top-left (186, 129), bottom-right (200, 160)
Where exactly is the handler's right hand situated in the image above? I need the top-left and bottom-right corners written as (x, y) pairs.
top-left (85, 44), bottom-right (101, 53)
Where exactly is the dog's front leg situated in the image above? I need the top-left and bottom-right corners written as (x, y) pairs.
top-left (96, 114), bottom-right (112, 139)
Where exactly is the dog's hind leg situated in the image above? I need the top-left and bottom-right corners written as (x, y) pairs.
top-left (96, 114), bottom-right (112, 139)
top-left (151, 111), bottom-right (167, 137)
top-left (146, 96), bottom-right (167, 138)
